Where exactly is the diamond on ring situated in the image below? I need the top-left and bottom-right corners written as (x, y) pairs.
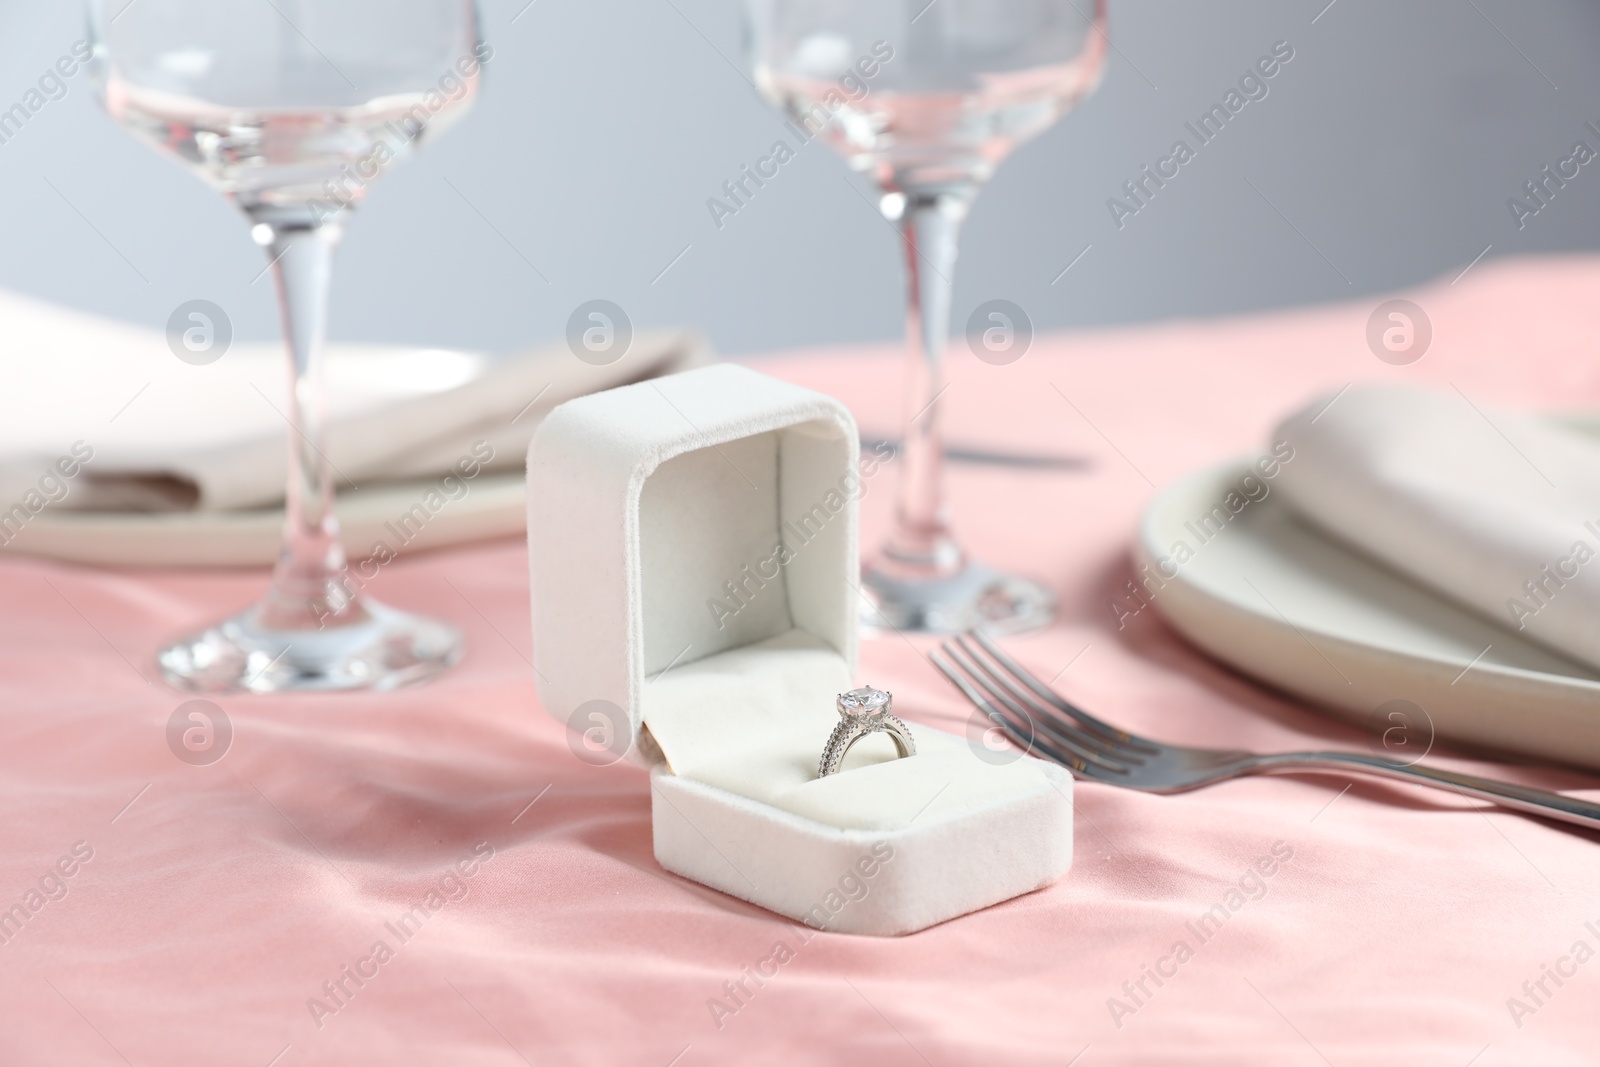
top-left (818, 685), bottom-right (916, 778)
top-left (839, 686), bottom-right (891, 717)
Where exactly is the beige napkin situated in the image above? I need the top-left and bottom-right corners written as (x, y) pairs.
top-left (1274, 384), bottom-right (1600, 671)
top-left (0, 288), bottom-right (708, 513)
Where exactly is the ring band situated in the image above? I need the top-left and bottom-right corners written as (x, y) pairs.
top-left (818, 686), bottom-right (917, 778)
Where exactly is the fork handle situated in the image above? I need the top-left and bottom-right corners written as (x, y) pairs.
top-left (1252, 751), bottom-right (1600, 831)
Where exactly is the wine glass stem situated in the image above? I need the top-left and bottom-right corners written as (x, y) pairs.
top-left (256, 219), bottom-right (358, 630)
top-left (884, 186), bottom-right (974, 576)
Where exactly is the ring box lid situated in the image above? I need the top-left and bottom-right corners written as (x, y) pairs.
top-left (527, 363), bottom-right (858, 760)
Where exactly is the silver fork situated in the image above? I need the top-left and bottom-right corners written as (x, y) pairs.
top-left (932, 631), bottom-right (1600, 832)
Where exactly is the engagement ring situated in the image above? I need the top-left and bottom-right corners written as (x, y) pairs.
top-left (818, 686), bottom-right (916, 778)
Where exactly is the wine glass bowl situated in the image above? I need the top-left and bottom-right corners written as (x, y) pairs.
top-left (89, 0), bottom-right (483, 692)
top-left (95, 3), bottom-right (483, 224)
top-left (753, 2), bottom-right (1105, 190)
top-left (748, 0), bottom-right (1107, 634)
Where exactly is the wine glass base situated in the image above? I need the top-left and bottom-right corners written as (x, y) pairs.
top-left (158, 598), bottom-right (463, 694)
top-left (859, 558), bottom-right (1055, 635)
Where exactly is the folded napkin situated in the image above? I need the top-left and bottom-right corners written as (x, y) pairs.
top-left (0, 289), bottom-right (708, 513)
top-left (1274, 384), bottom-right (1600, 671)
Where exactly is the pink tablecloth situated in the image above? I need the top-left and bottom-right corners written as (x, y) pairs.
top-left (4, 257), bottom-right (1599, 1066)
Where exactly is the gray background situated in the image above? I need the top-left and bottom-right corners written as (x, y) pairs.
top-left (1, 0), bottom-right (1598, 357)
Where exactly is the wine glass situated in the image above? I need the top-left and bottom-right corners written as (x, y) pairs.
top-left (89, 0), bottom-right (484, 692)
top-left (747, 0), bottom-right (1106, 633)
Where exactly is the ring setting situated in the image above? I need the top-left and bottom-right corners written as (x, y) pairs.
top-left (818, 686), bottom-right (917, 777)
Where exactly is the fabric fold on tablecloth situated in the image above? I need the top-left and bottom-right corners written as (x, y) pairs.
top-left (1273, 383), bottom-right (1600, 671)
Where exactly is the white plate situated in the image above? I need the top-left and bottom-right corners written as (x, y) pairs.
top-left (10, 474), bottom-right (525, 568)
top-left (1137, 461), bottom-right (1600, 771)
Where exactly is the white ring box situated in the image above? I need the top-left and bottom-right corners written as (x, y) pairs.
top-left (527, 364), bottom-right (1073, 935)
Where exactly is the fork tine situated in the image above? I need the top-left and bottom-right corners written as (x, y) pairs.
top-left (968, 630), bottom-right (1162, 755)
top-left (929, 653), bottom-right (1112, 779)
top-left (941, 640), bottom-right (1137, 772)
top-left (930, 649), bottom-right (1129, 778)
top-left (948, 637), bottom-right (1145, 767)
top-left (928, 651), bottom-right (1074, 768)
